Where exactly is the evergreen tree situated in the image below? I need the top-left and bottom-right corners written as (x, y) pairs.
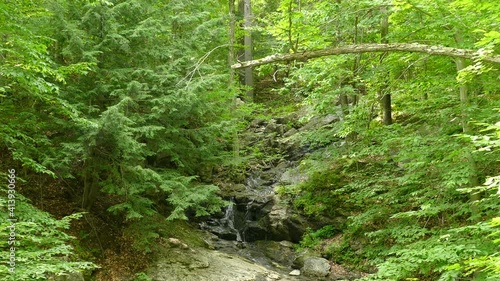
top-left (46, 0), bottom-right (233, 219)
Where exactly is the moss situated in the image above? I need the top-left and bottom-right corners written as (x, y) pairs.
top-left (156, 219), bottom-right (208, 248)
top-left (294, 170), bottom-right (347, 216)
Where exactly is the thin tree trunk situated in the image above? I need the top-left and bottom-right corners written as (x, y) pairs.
top-left (228, 0), bottom-right (236, 85)
top-left (229, 0), bottom-right (240, 159)
top-left (242, 0), bottom-right (254, 100)
top-left (339, 91), bottom-right (349, 117)
top-left (82, 168), bottom-right (98, 210)
top-left (287, 0), bottom-right (295, 53)
top-left (456, 57), bottom-right (470, 132)
top-left (379, 6), bottom-right (392, 125)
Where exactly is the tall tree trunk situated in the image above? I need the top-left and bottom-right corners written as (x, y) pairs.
top-left (228, 0), bottom-right (236, 85)
top-left (82, 168), bottom-right (99, 210)
top-left (240, 0), bottom-right (254, 100)
top-left (337, 78), bottom-right (348, 117)
top-left (455, 57), bottom-right (470, 133)
top-left (454, 31), bottom-right (470, 134)
top-left (379, 6), bottom-right (392, 125)
top-left (287, 0), bottom-right (295, 53)
top-left (229, 0), bottom-right (240, 159)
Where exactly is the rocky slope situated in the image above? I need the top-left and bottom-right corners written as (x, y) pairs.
top-left (145, 110), bottom-right (363, 281)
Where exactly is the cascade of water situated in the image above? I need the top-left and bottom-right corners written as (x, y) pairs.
top-left (223, 198), bottom-right (242, 242)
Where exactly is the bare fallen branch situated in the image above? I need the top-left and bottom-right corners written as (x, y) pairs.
top-left (231, 43), bottom-right (500, 69)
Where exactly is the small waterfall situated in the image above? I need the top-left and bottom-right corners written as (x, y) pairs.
top-left (223, 198), bottom-right (242, 242)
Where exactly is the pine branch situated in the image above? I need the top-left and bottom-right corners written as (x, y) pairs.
top-left (231, 43), bottom-right (500, 69)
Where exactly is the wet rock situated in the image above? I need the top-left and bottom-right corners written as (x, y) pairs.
top-left (244, 220), bottom-right (269, 242)
top-left (218, 183), bottom-right (250, 201)
top-left (254, 240), bottom-right (297, 267)
top-left (200, 219), bottom-right (239, 241)
top-left (302, 257), bottom-right (331, 278)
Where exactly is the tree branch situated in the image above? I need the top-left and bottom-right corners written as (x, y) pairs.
top-left (231, 43), bottom-right (500, 69)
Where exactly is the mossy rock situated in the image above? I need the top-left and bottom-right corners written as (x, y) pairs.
top-left (156, 220), bottom-right (209, 249)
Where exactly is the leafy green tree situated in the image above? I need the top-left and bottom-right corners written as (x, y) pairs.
top-left (249, 0), bottom-right (500, 280)
top-left (0, 2), bottom-right (95, 279)
top-left (0, 192), bottom-right (95, 280)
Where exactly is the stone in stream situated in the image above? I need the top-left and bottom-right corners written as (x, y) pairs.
top-left (302, 257), bottom-right (331, 277)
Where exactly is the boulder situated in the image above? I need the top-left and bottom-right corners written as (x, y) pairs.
top-left (302, 257), bottom-right (331, 278)
top-left (291, 249), bottom-right (314, 269)
top-left (299, 114), bottom-right (339, 132)
top-left (267, 197), bottom-right (308, 242)
top-left (283, 128), bottom-right (298, 138)
top-left (148, 244), bottom-right (297, 281)
top-left (279, 166), bottom-right (308, 186)
top-left (254, 240), bottom-right (296, 267)
top-left (249, 118), bottom-right (266, 128)
top-left (244, 220), bottom-right (269, 242)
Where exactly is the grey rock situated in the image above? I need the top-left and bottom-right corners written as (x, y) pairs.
top-left (148, 245), bottom-right (297, 281)
top-left (302, 257), bottom-right (331, 277)
top-left (292, 249), bottom-right (314, 269)
top-left (283, 128), bottom-right (298, 138)
top-left (254, 240), bottom-right (297, 267)
top-left (299, 114), bottom-right (339, 132)
top-left (279, 167), bottom-right (308, 186)
top-left (250, 119), bottom-right (266, 128)
top-left (264, 120), bottom-right (278, 133)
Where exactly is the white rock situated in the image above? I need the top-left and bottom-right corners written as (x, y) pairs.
top-left (267, 273), bottom-right (280, 280)
top-left (289, 269), bottom-right (300, 276)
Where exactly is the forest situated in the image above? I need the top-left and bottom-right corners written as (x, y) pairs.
top-left (0, 0), bottom-right (499, 280)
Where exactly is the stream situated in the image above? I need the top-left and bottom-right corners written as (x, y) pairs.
top-left (147, 115), bottom-right (361, 280)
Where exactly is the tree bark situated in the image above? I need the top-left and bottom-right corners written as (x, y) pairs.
top-left (82, 168), bottom-right (99, 210)
top-left (379, 6), bottom-right (392, 125)
top-left (229, 0), bottom-right (240, 159)
top-left (228, 0), bottom-right (236, 85)
top-left (242, 0), bottom-right (254, 100)
top-left (231, 43), bottom-right (500, 69)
